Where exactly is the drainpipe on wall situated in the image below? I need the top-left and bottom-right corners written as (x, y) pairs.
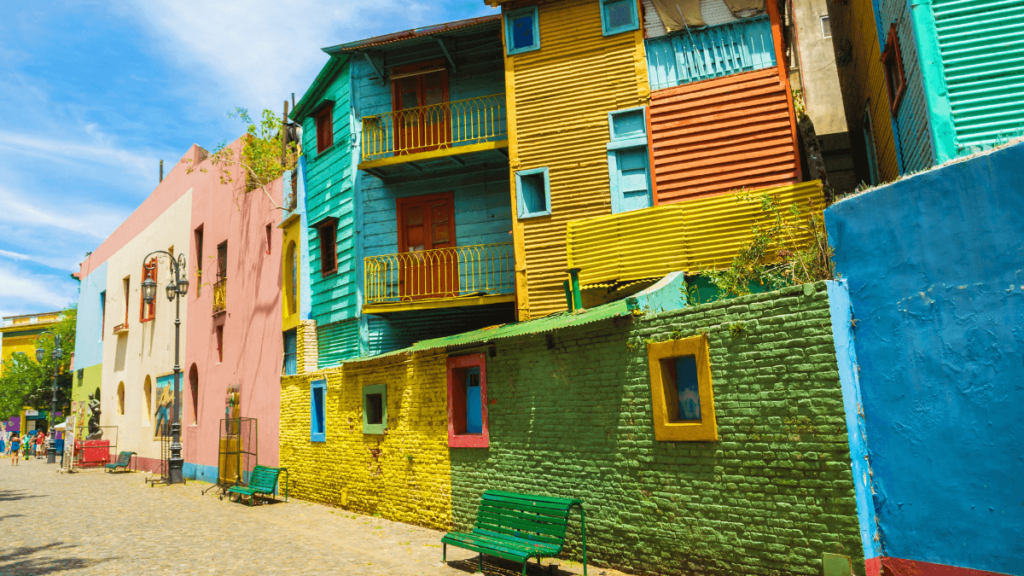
top-left (567, 268), bottom-right (583, 312)
top-left (159, 160), bottom-right (163, 183)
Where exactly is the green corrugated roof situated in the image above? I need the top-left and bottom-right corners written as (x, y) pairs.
top-left (344, 299), bottom-right (632, 364)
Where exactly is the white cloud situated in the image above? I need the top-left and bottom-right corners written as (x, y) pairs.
top-left (0, 261), bottom-right (78, 315)
top-left (123, 0), bottom-right (495, 113)
top-left (0, 184), bottom-right (127, 240)
top-left (0, 129), bottom-right (160, 183)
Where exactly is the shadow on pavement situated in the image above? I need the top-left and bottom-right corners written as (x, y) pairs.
top-left (0, 543), bottom-right (113, 575)
top-left (448, 556), bottom-right (580, 576)
top-left (0, 489), bottom-right (46, 502)
top-left (0, 514), bottom-right (25, 522)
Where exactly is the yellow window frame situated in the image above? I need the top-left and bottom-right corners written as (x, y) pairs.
top-left (647, 335), bottom-right (718, 442)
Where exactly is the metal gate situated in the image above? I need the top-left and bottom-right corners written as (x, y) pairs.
top-left (205, 417), bottom-right (257, 496)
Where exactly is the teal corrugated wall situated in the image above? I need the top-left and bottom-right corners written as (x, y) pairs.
top-left (366, 304), bottom-right (515, 357)
top-left (317, 318), bottom-right (360, 369)
top-left (879, 0), bottom-right (934, 172)
top-left (303, 58), bottom-right (358, 327)
top-left (933, 0), bottom-right (1024, 152)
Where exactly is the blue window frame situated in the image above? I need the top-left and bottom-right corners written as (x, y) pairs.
top-left (310, 379), bottom-right (326, 442)
top-left (505, 6), bottom-right (540, 55)
top-left (601, 0), bottom-right (639, 37)
top-left (607, 107), bottom-right (652, 214)
top-left (465, 367), bottom-right (482, 434)
top-left (516, 167), bottom-right (551, 219)
top-left (283, 329), bottom-right (297, 376)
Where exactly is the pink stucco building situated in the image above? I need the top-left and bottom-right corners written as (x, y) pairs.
top-left (182, 147), bottom-right (284, 481)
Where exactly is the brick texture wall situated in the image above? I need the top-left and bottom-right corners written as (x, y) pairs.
top-left (450, 282), bottom-right (862, 575)
top-left (279, 352), bottom-right (452, 530)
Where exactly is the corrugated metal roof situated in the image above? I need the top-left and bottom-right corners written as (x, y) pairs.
top-left (322, 15), bottom-right (500, 54)
top-left (343, 299), bottom-right (631, 364)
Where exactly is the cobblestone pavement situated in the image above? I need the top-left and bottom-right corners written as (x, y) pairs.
top-left (1, 458), bottom-right (624, 576)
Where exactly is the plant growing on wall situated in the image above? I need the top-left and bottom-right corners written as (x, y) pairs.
top-left (697, 193), bottom-right (834, 300)
top-left (0, 306), bottom-right (77, 421)
top-left (186, 108), bottom-right (298, 209)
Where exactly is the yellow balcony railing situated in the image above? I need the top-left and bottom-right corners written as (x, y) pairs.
top-left (212, 278), bottom-right (227, 315)
top-left (361, 94), bottom-right (507, 162)
top-left (364, 242), bottom-right (514, 305)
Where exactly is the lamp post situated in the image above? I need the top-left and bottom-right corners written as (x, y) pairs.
top-left (141, 251), bottom-right (189, 484)
top-left (35, 331), bottom-right (63, 465)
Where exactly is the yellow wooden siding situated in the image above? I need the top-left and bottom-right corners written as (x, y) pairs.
top-left (506, 0), bottom-right (650, 319)
top-left (566, 180), bottom-right (825, 287)
top-left (830, 0), bottom-right (898, 182)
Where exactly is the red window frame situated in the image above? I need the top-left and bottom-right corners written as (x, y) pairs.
top-left (315, 103), bottom-right (334, 154)
top-left (316, 218), bottom-right (338, 277)
top-left (881, 24), bottom-right (907, 116)
top-left (446, 353), bottom-right (489, 448)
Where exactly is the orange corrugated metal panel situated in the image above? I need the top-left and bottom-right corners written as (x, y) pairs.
top-left (566, 180), bottom-right (825, 286)
top-left (829, 0), bottom-right (898, 182)
top-left (505, 0), bottom-right (650, 319)
top-left (649, 68), bottom-right (801, 203)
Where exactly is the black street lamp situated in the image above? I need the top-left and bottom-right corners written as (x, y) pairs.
top-left (35, 331), bottom-right (63, 465)
top-left (142, 251), bottom-right (189, 484)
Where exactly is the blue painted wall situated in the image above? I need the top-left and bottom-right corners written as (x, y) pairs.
top-left (74, 261), bottom-right (108, 369)
top-left (282, 164), bottom-right (313, 321)
top-left (825, 142), bottom-right (1024, 574)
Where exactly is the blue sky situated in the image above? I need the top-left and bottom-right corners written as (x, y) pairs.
top-left (0, 0), bottom-right (497, 318)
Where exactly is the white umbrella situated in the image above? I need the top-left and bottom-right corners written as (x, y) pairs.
top-left (54, 421), bottom-right (68, 430)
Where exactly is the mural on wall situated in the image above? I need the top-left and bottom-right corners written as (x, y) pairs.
top-left (154, 374), bottom-right (181, 438)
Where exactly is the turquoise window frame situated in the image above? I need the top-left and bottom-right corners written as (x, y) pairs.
top-left (607, 107), bottom-right (652, 214)
top-left (600, 0), bottom-right (640, 37)
top-left (362, 384), bottom-right (387, 435)
top-left (505, 6), bottom-right (540, 55)
top-left (516, 167), bottom-right (552, 219)
top-left (310, 379), bottom-right (326, 442)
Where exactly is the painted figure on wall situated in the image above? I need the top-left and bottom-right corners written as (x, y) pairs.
top-left (154, 374), bottom-right (180, 438)
top-left (86, 394), bottom-right (102, 439)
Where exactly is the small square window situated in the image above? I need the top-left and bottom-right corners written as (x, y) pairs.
top-left (881, 23), bottom-right (907, 116)
top-left (820, 15), bottom-right (831, 38)
top-left (310, 379), bottom-right (326, 442)
top-left (505, 6), bottom-right (540, 55)
top-left (447, 354), bottom-right (489, 448)
top-left (362, 384), bottom-right (387, 435)
top-left (609, 108), bottom-right (646, 142)
top-left (647, 335), bottom-right (717, 442)
top-left (516, 167), bottom-right (551, 219)
top-left (601, 0), bottom-right (639, 36)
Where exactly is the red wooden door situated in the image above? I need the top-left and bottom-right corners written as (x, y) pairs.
top-left (397, 193), bottom-right (457, 299)
top-left (392, 63), bottom-right (450, 155)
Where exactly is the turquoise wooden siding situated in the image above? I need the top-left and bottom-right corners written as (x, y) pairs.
top-left (366, 304), bottom-right (514, 357)
top-left (317, 318), bottom-right (361, 368)
top-left (645, 17), bottom-right (775, 91)
top-left (933, 0), bottom-right (1024, 152)
top-left (878, 0), bottom-right (934, 173)
top-left (300, 58), bottom-right (359, 327)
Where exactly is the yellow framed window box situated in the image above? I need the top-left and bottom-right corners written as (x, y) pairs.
top-left (647, 335), bottom-right (718, 442)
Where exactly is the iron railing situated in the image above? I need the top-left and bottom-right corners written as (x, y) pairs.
top-left (364, 242), bottom-right (514, 305)
top-left (361, 94), bottom-right (507, 162)
top-left (212, 278), bottom-right (227, 315)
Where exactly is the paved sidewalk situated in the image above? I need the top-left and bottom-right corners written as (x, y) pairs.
top-left (1, 459), bottom-right (619, 576)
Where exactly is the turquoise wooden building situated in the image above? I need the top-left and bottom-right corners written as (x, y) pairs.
top-left (291, 16), bottom-right (515, 366)
top-left (859, 0), bottom-right (1024, 170)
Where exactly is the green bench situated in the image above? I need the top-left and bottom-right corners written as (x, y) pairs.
top-left (226, 465), bottom-right (288, 507)
top-left (104, 451), bottom-right (135, 473)
top-left (442, 490), bottom-right (588, 576)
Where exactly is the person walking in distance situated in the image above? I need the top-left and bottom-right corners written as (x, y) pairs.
top-left (10, 434), bottom-right (20, 465)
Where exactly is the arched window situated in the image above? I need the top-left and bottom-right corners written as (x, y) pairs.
top-left (286, 241), bottom-right (298, 314)
top-left (189, 364), bottom-right (199, 425)
top-left (143, 376), bottom-right (153, 425)
top-left (117, 382), bottom-right (125, 416)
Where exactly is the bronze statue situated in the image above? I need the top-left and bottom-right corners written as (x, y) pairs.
top-left (86, 394), bottom-right (102, 440)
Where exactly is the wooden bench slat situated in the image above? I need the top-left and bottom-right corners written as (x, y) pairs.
top-left (478, 502), bottom-right (569, 525)
top-left (444, 532), bottom-right (557, 558)
top-left (470, 529), bottom-right (562, 552)
top-left (442, 534), bottom-right (537, 563)
top-left (482, 491), bottom-right (576, 511)
top-left (475, 510), bottom-right (569, 538)
top-left (478, 497), bottom-right (573, 517)
top-left (472, 521), bottom-right (564, 546)
top-left (484, 489), bottom-right (581, 508)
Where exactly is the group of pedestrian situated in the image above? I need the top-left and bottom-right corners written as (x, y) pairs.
top-left (4, 430), bottom-right (48, 465)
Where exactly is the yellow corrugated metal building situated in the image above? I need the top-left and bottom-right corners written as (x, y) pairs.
top-left (828, 0), bottom-right (899, 184)
top-left (491, 0), bottom-right (651, 320)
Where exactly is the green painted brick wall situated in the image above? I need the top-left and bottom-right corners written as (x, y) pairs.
top-left (450, 282), bottom-right (863, 576)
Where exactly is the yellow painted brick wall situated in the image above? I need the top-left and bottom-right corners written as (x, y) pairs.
top-left (279, 352), bottom-right (452, 530)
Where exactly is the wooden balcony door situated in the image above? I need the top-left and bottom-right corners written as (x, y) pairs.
top-left (392, 62), bottom-right (450, 155)
top-left (397, 192), bottom-right (457, 300)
